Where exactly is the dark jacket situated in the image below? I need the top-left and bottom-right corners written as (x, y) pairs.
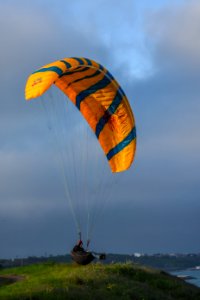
top-left (73, 244), bottom-right (84, 253)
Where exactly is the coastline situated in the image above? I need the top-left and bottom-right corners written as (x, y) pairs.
top-left (171, 269), bottom-right (200, 288)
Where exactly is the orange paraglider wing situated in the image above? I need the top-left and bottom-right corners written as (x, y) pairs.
top-left (25, 57), bottom-right (136, 172)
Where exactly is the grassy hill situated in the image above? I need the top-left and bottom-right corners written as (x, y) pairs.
top-left (0, 262), bottom-right (200, 300)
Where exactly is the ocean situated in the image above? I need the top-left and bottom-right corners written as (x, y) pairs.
top-left (171, 269), bottom-right (200, 288)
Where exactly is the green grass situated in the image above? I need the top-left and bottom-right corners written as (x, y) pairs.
top-left (0, 261), bottom-right (200, 300)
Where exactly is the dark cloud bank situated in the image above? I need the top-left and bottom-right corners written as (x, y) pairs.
top-left (0, 0), bottom-right (200, 258)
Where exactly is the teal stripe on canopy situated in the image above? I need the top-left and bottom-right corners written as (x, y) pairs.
top-left (60, 60), bottom-right (71, 69)
top-left (84, 58), bottom-right (92, 65)
top-left (76, 73), bottom-right (111, 110)
top-left (66, 69), bottom-right (102, 89)
top-left (60, 67), bottom-right (89, 77)
top-left (32, 66), bottom-right (63, 76)
top-left (95, 88), bottom-right (123, 138)
top-left (72, 57), bottom-right (85, 65)
top-left (106, 127), bottom-right (136, 161)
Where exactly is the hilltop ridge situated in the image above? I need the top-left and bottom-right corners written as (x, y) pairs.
top-left (0, 262), bottom-right (200, 299)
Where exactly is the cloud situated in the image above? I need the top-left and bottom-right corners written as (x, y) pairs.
top-left (145, 0), bottom-right (200, 70)
top-left (0, 0), bottom-right (200, 258)
top-left (126, 0), bottom-right (200, 168)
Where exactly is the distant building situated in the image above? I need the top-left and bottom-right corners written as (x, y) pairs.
top-left (133, 253), bottom-right (142, 258)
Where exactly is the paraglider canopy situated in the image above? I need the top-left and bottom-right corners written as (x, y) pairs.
top-left (25, 57), bottom-right (136, 173)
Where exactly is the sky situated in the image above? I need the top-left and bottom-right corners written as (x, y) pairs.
top-left (0, 0), bottom-right (200, 259)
